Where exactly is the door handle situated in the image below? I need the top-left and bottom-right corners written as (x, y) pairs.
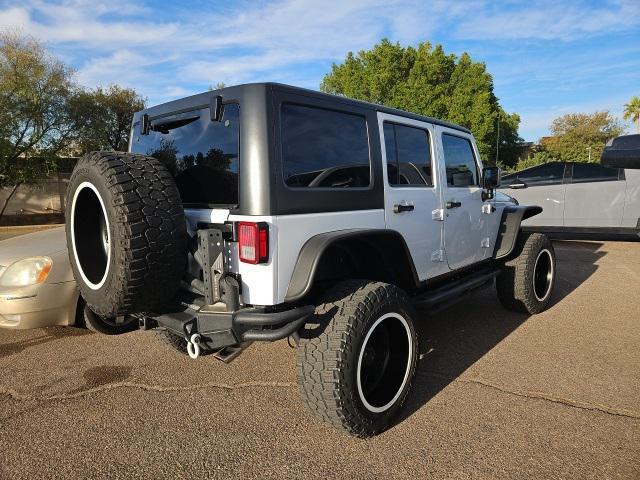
top-left (445, 201), bottom-right (462, 209)
top-left (393, 204), bottom-right (415, 213)
top-left (509, 183), bottom-right (527, 189)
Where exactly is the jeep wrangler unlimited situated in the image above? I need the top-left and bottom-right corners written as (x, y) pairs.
top-left (65, 83), bottom-right (555, 437)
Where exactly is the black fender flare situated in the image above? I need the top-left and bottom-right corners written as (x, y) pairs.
top-left (284, 229), bottom-right (420, 303)
top-left (493, 205), bottom-right (543, 259)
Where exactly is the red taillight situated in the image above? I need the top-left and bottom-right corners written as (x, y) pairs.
top-left (238, 222), bottom-right (269, 264)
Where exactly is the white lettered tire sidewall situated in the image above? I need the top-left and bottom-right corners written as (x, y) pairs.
top-left (532, 248), bottom-right (554, 302)
top-left (496, 232), bottom-right (556, 315)
top-left (65, 151), bottom-right (187, 318)
top-left (297, 280), bottom-right (418, 437)
top-left (356, 312), bottom-right (414, 414)
top-left (70, 180), bottom-right (112, 291)
top-left (67, 164), bottom-right (121, 313)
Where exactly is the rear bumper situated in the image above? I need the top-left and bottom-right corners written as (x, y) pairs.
top-left (147, 223), bottom-right (315, 351)
top-left (146, 303), bottom-right (315, 351)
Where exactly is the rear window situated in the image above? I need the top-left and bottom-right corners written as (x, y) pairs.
top-left (572, 163), bottom-right (621, 183)
top-left (130, 104), bottom-right (239, 206)
top-left (281, 104), bottom-right (371, 188)
top-left (518, 163), bottom-right (565, 186)
top-left (383, 122), bottom-right (432, 186)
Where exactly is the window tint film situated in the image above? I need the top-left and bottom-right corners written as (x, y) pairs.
top-left (281, 104), bottom-right (370, 188)
top-left (518, 163), bottom-right (564, 186)
top-left (384, 122), bottom-right (432, 186)
top-left (442, 134), bottom-right (479, 187)
top-left (130, 104), bottom-right (239, 206)
top-left (572, 163), bottom-right (619, 183)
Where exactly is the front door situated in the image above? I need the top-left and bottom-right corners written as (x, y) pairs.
top-left (378, 112), bottom-right (447, 281)
top-left (500, 163), bottom-right (567, 227)
top-left (436, 127), bottom-right (487, 270)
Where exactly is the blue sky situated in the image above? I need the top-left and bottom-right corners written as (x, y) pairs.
top-left (1, 0), bottom-right (638, 141)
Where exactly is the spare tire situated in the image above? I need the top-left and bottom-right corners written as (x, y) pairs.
top-left (65, 151), bottom-right (187, 317)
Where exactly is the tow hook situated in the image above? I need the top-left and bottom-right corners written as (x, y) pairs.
top-left (186, 333), bottom-right (202, 360)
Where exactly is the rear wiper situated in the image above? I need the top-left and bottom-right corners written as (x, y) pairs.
top-left (151, 116), bottom-right (200, 134)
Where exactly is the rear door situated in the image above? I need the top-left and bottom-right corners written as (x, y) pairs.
top-left (500, 163), bottom-right (568, 226)
top-left (563, 164), bottom-right (625, 227)
top-left (436, 127), bottom-right (487, 270)
top-left (378, 112), bottom-right (447, 281)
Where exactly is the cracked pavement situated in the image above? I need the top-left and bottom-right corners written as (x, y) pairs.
top-left (0, 240), bottom-right (639, 479)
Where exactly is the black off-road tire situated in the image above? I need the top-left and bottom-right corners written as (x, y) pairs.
top-left (155, 329), bottom-right (188, 354)
top-left (65, 151), bottom-right (187, 317)
top-left (297, 280), bottom-right (418, 438)
top-left (496, 232), bottom-right (556, 314)
top-left (81, 303), bottom-right (137, 335)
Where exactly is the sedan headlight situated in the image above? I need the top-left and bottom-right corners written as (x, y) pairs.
top-left (0, 257), bottom-right (53, 287)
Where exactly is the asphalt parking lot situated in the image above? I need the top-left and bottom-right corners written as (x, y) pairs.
top-left (0, 240), bottom-right (638, 479)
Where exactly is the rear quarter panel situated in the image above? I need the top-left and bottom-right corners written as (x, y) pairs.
top-left (186, 208), bottom-right (386, 306)
top-left (270, 209), bottom-right (386, 305)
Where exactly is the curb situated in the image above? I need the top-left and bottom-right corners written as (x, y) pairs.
top-left (0, 224), bottom-right (64, 232)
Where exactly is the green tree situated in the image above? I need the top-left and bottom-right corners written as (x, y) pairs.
top-left (0, 31), bottom-right (77, 219)
top-left (512, 151), bottom-right (555, 172)
top-left (71, 84), bottom-right (146, 153)
top-left (321, 39), bottom-right (522, 167)
top-left (528, 111), bottom-right (625, 166)
top-left (623, 96), bottom-right (640, 133)
top-left (148, 139), bottom-right (178, 175)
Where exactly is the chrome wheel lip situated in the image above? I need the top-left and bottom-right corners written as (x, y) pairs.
top-left (533, 248), bottom-right (553, 302)
top-left (356, 312), bottom-right (413, 414)
top-left (70, 181), bottom-right (111, 291)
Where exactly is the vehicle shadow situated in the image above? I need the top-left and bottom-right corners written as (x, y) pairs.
top-left (395, 240), bottom-right (606, 426)
top-left (0, 326), bottom-right (92, 359)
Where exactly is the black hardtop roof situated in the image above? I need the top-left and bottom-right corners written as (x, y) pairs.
top-left (137, 82), bottom-right (470, 134)
top-left (266, 82), bottom-right (470, 133)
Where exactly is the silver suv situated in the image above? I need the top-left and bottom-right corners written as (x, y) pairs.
top-left (65, 83), bottom-right (558, 437)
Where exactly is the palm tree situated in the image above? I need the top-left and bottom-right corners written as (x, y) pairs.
top-left (623, 96), bottom-right (640, 133)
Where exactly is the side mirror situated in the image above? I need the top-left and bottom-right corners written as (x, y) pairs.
top-left (482, 166), bottom-right (501, 201)
top-left (601, 134), bottom-right (640, 169)
top-left (483, 166), bottom-right (501, 189)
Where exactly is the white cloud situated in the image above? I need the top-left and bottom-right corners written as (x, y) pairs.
top-left (0, 1), bottom-right (178, 48)
top-left (1, 0), bottom-right (638, 138)
top-left (194, 0), bottom-right (391, 52)
top-left (7, 0), bottom-right (639, 90)
top-left (0, 6), bottom-right (30, 28)
top-left (161, 86), bottom-right (193, 99)
top-left (179, 50), bottom-right (319, 85)
top-left (76, 50), bottom-right (166, 86)
top-left (455, 0), bottom-right (640, 40)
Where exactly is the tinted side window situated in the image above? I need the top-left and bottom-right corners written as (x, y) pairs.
top-left (572, 163), bottom-right (620, 183)
top-left (281, 104), bottom-right (370, 188)
top-left (442, 134), bottom-right (479, 187)
top-left (384, 122), bottom-right (432, 186)
top-left (518, 163), bottom-right (565, 186)
top-left (501, 172), bottom-right (517, 184)
top-left (130, 104), bottom-right (239, 206)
